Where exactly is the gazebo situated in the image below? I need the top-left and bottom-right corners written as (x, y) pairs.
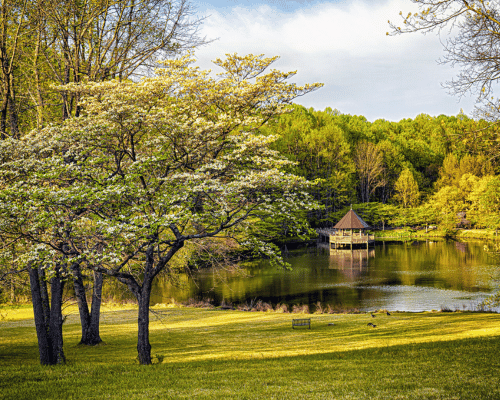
top-left (330, 208), bottom-right (374, 249)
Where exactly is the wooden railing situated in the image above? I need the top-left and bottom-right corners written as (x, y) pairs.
top-left (317, 229), bottom-right (374, 240)
top-left (331, 235), bottom-right (375, 243)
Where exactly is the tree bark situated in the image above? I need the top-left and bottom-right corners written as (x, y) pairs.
top-left (89, 271), bottom-right (103, 344)
top-left (134, 242), bottom-right (184, 365)
top-left (28, 264), bottom-right (66, 365)
top-left (7, 90), bottom-right (18, 138)
top-left (28, 266), bottom-right (52, 365)
top-left (0, 103), bottom-right (6, 139)
top-left (33, 25), bottom-right (44, 130)
top-left (106, 242), bottom-right (184, 365)
top-left (136, 277), bottom-right (152, 365)
top-left (49, 270), bottom-right (66, 364)
top-left (71, 263), bottom-right (103, 345)
top-left (38, 266), bottom-right (51, 327)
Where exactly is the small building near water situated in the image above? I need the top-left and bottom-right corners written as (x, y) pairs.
top-left (318, 208), bottom-right (375, 250)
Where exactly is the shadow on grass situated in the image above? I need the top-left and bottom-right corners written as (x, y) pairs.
top-left (1, 336), bottom-right (499, 400)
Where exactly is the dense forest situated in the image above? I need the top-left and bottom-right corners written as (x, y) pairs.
top-left (260, 105), bottom-right (500, 233)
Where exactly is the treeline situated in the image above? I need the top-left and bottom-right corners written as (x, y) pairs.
top-left (262, 105), bottom-right (500, 231)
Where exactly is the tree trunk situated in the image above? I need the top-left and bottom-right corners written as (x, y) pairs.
top-left (0, 89), bottom-right (8, 139)
top-left (71, 263), bottom-right (89, 339)
top-left (28, 265), bottom-right (66, 365)
top-left (0, 105), bottom-right (6, 139)
top-left (89, 271), bottom-right (103, 344)
top-left (9, 275), bottom-right (14, 302)
top-left (7, 83), bottom-right (18, 138)
top-left (61, 60), bottom-right (70, 120)
top-left (49, 271), bottom-right (66, 364)
top-left (0, 5), bottom-right (9, 140)
top-left (33, 27), bottom-right (44, 130)
top-left (28, 266), bottom-right (52, 365)
top-left (112, 243), bottom-right (184, 365)
top-left (136, 277), bottom-right (152, 365)
top-left (71, 263), bottom-right (103, 345)
top-left (38, 266), bottom-right (51, 326)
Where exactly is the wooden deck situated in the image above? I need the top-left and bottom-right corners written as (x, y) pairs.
top-left (317, 229), bottom-right (375, 249)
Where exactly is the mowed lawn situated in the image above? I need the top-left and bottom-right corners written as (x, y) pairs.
top-left (1, 305), bottom-right (500, 400)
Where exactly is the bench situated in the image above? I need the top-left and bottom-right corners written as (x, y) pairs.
top-left (292, 318), bottom-right (311, 329)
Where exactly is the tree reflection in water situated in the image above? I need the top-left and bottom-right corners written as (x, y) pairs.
top-left (104, 240), bottom-right (499, 312)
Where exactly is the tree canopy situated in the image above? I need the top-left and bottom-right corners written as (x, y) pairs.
top-left (0, 53), bottom-right (322, 364)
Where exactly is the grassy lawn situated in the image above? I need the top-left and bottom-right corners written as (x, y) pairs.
top-left (1, 305), bottom-right (500, 399)
top-left (373, 228), bottom-right (500, 241)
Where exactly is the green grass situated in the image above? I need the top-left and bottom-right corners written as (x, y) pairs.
top-left (374, 227), bottom-right (500, 241)
top-left (1, 306), bottom-right (500, 399)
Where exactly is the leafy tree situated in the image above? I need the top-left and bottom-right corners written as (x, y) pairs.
top-left (394, 168), bottom-right (420, 208)
top-left (0, 0), bottom-right (29, 138)
top-left (426, 186), bottom-right (462, 229)
top-left (0, 53), bottom-right (322, 364)
top-left (354, 141), bottom-right (386, 203)
top-left (436, 153), bottom-right (493, 189)
top-left (424, 173), bottom-right (484, 229)
top-left (436, 153), bottom-right (460, 189)
top-left (469, 175), bottom-right (500, 229)
top-left (0, 0), bottom-right (207, 135)
top-left (412, 205), bottom-right (440, 231)
top-left (376, 139), bottom-right (407, 203)
top-left (0, 0), bottom-right (208, 350)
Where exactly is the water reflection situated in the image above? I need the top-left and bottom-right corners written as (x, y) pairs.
top-left (328, 249), bottom-right (375, 279)
top-left (142, 240), bottom-right (499, 312)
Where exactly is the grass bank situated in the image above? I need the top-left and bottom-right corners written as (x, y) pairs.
top-left (374, 227), bottom-right (500, 241)
top-left (1, 305), bottom-right (500, 399)
top-left (374, 228), bottom-right (447, 239)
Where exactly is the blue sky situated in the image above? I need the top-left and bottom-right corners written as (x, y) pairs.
top-left (190, 0), bottom-right (477, 122)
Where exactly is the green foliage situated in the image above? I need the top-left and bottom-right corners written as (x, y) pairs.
top-left (419, 152), bottom-right (498, 230)
top-left (263, 105), bottom-right (356, 225)
top-left (0, 53), bottom-right (322, 273)
top-left (341, 202), bottom-right (398, 230)
top-left (393, 168), bottom-right (419, 208)
top-left (262, 106), bottom-right (498, 229)
top-left (354, 141), bottom-right (386, 203)
top-left (250, 210), bottom-right (318, 245)
top-left (469, 176), bottom-right (500, 229)
top-left (436, 154), bottom-right (494, 190)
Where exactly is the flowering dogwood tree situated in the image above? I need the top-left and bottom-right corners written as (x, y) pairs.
top-left (0, 53), bottom-right (322, 364)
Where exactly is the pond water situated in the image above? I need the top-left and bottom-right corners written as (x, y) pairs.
top-left (148, 240), bottom-right (500, 312)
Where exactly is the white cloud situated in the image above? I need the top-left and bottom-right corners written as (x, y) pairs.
top-left (194, 0), bottom-right (476, 121)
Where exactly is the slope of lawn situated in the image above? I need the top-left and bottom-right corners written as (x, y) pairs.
top-left (1, 305), bottom-right (499, 400)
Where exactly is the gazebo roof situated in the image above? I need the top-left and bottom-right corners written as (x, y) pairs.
top-left (334, 209), bottom-right (370, 230)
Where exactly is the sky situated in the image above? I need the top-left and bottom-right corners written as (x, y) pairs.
top-left (190, 0), bottom-right (478, 122)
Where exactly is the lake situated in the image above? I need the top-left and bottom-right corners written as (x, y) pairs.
top-left (147, 240), bottom-right (500, 312)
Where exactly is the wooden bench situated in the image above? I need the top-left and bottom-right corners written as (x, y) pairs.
top-left (292, 318), bottom-right (311, 329)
